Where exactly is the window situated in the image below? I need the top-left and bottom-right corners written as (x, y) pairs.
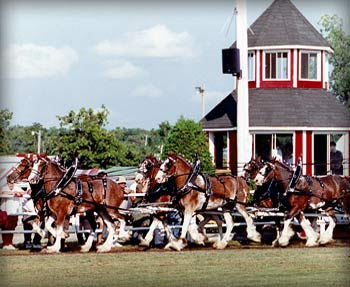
top-left (265, 51), bottom-right (288, 80)
top-left (300, 51), bottom-right (318, 80)
top-left (254, 133), bottom-right (293, 165)
top-left (248, 52), bottom-right (255, 81)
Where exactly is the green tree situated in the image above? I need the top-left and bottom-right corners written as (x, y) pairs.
top-left (162, 117), bottom-right (214, 174)
top-left (319, 15), bottom-right (350, 104)
top-left (8, 123), bottom-right (44, 154)
top-left (0, 109), bottom-right (13, 154)
top-left (55, 105), bottom-right (122, 169)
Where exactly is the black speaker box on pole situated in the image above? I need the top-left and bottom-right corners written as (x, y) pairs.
top-left (222, 48), bottom-right (240, 76)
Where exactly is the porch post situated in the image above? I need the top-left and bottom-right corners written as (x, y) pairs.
top-left (236, 0), bottom-right (251, 173)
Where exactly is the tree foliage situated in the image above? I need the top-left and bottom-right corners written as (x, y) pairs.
top-left (0, 109), bottom-right (13, 155)
top-left (55, 105), bottom-right (122, 169)
top-left (319, 14), bottom-right (350, 104)
top-left (2, 107), bottom-right (213, 172)
top-left (162, 116), bottom-right (214, 174)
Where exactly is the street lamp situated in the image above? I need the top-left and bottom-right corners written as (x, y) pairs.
top-left (31, 130), bottom-right (42, 154)
top-left (195, 85), bottom-right (205, 118)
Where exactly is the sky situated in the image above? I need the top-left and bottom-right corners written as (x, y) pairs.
top-left (1, 0), bottom-right (349, 130)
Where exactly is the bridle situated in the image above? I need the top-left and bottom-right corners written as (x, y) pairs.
top-left (7, 158), bottom-right (32, 183)
top-left (30, 157), bottom-right (57, 183)
top-left (261, 162), bottom-right (293, 184)
top-left (159, 156), bottom-right (178, 179)
top-left (243, 160), bottom-right (263, 181)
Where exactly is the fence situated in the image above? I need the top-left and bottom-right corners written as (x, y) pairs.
top-left (1, 193), bottom-right (349, 238)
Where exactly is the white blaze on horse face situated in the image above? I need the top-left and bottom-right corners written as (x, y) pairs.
top-left (155, 160), bottom-right (168, 183)
top-left (139, 162), bottom-right (148, 174)
top-left (28, 161), bottom-right (40, 184)
top-left (254, 165), bottom-right (267, 186)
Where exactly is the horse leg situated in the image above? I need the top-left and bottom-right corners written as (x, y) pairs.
top-left (165, 210), bottom-right (191, 251)
top-left (319, 211), bottom-right (336, 245)
top-left (236, 204), bottom-right (261, 243)
top-left (298, 213), bottom-right (319, 247)
top-left (272, 218), bottom-right (281, 247)
top-left (45, 216), bottom-right (57, 238)
top-left (188, 215), bottom-right (205, 246)
top-left (197, 214), bottom-right (210, 241)
top-left (163, 220), bottom-right (176, 243)
top-left (116, 217), bottom-right (131, 243)
top-left (213, 214), bottom-right (224, 240)
top-left (32, 216), bottom-right (46, 238)
top-left (80, 212), bottom-right (97, 253)
top-left (213, 212), bottom-right (234, 250)
top-left (198, 215), bottom-right (222, 241)
top-left (278, 217), bottom-right (295, 247)
top-left (139, 217), bottom-right (159, 247)
top-left (46, 214), bottom-right (65, 253)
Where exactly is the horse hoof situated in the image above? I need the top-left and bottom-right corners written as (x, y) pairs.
top-left (97, 246), bottom-right (111, 253)
top-left (278, 239), bottom-right (289, 247)
top-left (272, 239), bottom-right (279, 247)
top-left (165, 240), bottom-right (183, 251)
top-left (214, 240), bottom-right (227, 250)
top-left (112, 241), bottom-right (123, 248)
top-left (80, 247), bottom-right (90, 253)
top-left (164, 243), bottom-right (172, 250)
top-left (305, 240), bottom-right (319, 247)
top-left (248, 234), bottom-right (261, 243)
top-left (139, 237), bottom-right (150, 248)
top-left (318, 237), bottom-right (334, 246)
top-left (194, 240), bottom-right (205, 246)
top-left (46, 246), bottom-right (60, 253)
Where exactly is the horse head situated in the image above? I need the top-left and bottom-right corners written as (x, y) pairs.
top-left (7, 157), bottom-right (33, 186)
top-left (138, 154), bottom-right (157, 177)
top-left (254, 161), bottom-right (275, 186)
top-left (242, 156), bottom-right (264, 181)
top-left (138, 154), bottom-right (161, 193)
top-left (28, 156), bottom-right (48, 184)
top-left (155, 152), bottom-right (179, 184)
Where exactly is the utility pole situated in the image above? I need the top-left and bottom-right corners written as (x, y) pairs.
top-left (236, 0), bottom-right (251, 172)
top-left (195, 85), bottom-right (205, 118)
top-left (32, 130), bottom-right (42, 154)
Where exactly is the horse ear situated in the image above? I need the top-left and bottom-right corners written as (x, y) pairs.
top-left (256, 155), bottom-right (261, 162)
top-left (168, 151), bottom-right (177, 158)
top-left (270, 157), bottom-right (276, 164)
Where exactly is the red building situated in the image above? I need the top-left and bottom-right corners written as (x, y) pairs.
top-left (201, 0), bottom-right (350, 176)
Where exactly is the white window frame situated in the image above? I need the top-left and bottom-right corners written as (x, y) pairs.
top-left (248, 52), bottom-right (255, 81)
top-left (263, 50), bottom-right (290, 81)
top-left (299, 50), bottom-right (321, 81)
top-left (253, 132), bottom-right (295, 165)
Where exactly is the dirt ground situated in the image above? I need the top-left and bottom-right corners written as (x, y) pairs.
top-left (0, 244), bottom-right (349, 287)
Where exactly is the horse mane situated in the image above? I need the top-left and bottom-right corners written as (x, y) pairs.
top-left (145, 153), bottom-right (156, 161)
top-left (169, 153), bottom-right (192, 168)
top-left (274, 159), bottom-right (293, 172)
top-left (40, 156), bottom-right (66, 173)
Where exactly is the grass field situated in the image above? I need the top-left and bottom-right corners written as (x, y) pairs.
top-left (1, 246), bottom-right (349, 287)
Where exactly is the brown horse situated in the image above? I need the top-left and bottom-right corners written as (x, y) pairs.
top-left (155, 153), bottom-right (261, 250)
top-left (138, 154), bottom-right (225, 248)
top-left (28, 156), bottom-right (126, 253)
top-left (254, 159), bottom-right (350, 247)
top-left (6, 157), bottom-right (56, 239)
top-left (137, 154), bottom-right (178, 247)
top-left (241, 156), bottom-right (278, 208)
top-left (7, 157), bottom-right (32, 185)
top-left (242, 156), bottom-right (264, 182)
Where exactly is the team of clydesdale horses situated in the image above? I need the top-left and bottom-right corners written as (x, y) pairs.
top-left (6, 153), bottom-right (349, 253)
